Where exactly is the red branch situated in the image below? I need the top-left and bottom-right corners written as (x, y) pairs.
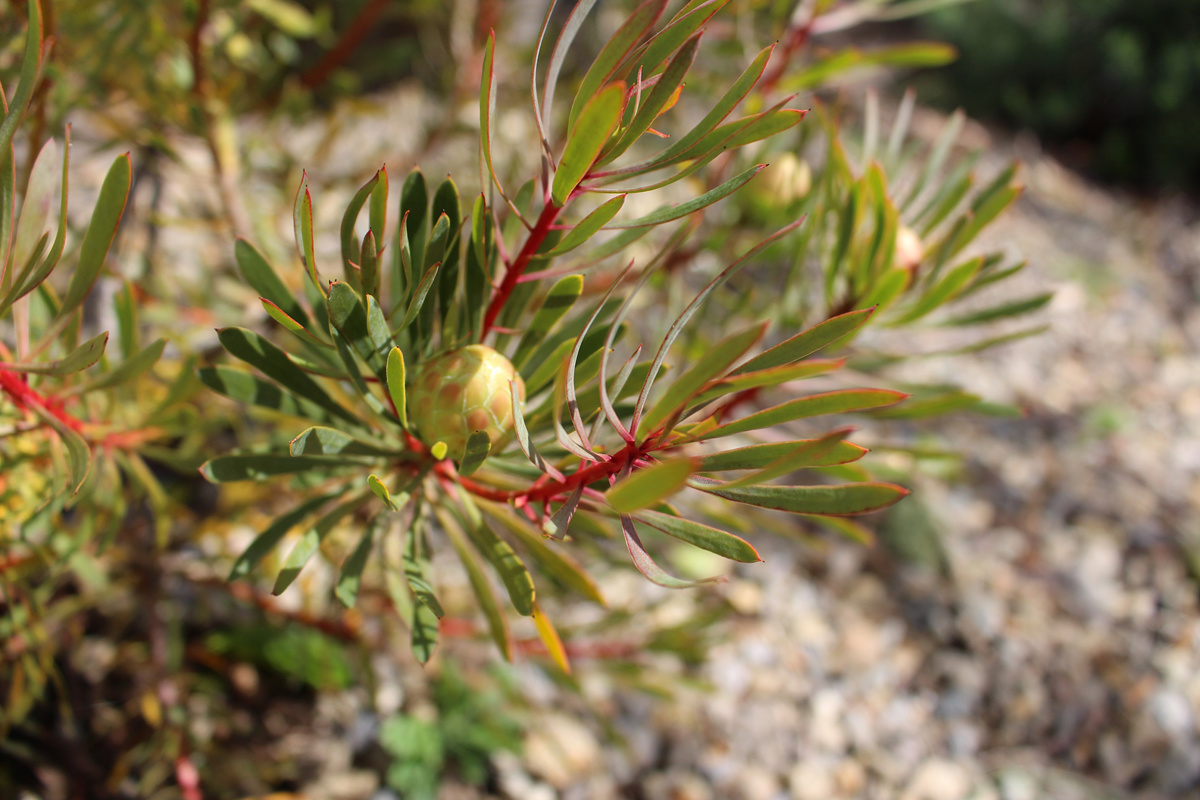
top-left (0, 368), bottom-right (86, 433)
top-left (451, 440), bottom-right (644, 506)
top-left (481, 201), bottom-right (561, 337)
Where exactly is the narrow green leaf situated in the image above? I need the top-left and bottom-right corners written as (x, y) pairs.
top-left (512, 275), bottom-right (585, 369)
top-left (228, 493), bottom-right (335, 580)
top-left (289, 426), bottom-right (396, 457)
top-left (2, 331), bottom-right (106, 375)
top-left (395, 262), bottom-right (440, 328)
top-left (893, 256), bottom-right (982, 324)
top-left (552, 81), bottom-right (626, 207)
top-left (463, 506), bottom-right (536, 616)
top-left (0, 0), bottom-right (43, 172)
top-left (566, 0), bottom-right (667, 131)
top-left (622, 514), bottom-right (724, 588)
top-left (634, 509), bottom-right (760, 562)
top-left (694, 477), bottom-right (909, 516)
top-left (698, 437), bottom-right (867, 472)
top-left (479, 499), bottom-right (605, 604)
top-left (943, 293), bottom-right (1053, 326)
top-left (607, 166), bottom-right (764, 228)
top-left (58, 154), bottom-right (130, 320)
top-left (31, 403), bottom-right (89, 496)
top-left (327, 281), bottom-right (392, 380)
top-left (439, 508), bottom-right (512, 659)
top-left (600, 33), bottom-right (700, 164)
top-left (871, 390), bottom-right (981, 419)
top-left (274, 493), bottom-right (368, 594)
top-left (697, 388), bottom-right (908, 441)
top-left (687, 359), bottom-right (845, 411)
top-left (544, 196), bottom-right (626, 257)
top-left (9, 138), bottom-right (56, 290)
top-left (607, 458), bottom-right (695, 513)
top-left (735, 308), bottom-right (875, 375)
top-left (335, 518), bottom-right (379, 608)
top-left (200, 453), bottom-right (360, 483)
top-left (458, 431), bottom-right (492, 476)
top-left (403, 523), bottom-right (444, 618)
top-left (339, 170), bottom-right (380, 290)
top-left (199, 365), bottom-right (354, 427)
top-left (67, 337), bottom-right (165, 395)
top-left (370, 166), bottom-right (388, 248)
top-left (718, 428), bottom-right (854, 489)
top-left (261, 298), bottom-right (330, 349)
top-left (385, 346), bottom-right (408, 428)
top-left (293, 173), bottom-right (323, 296)
top-left (236, 238), bottom-right (312, 330)
top-left (640, 323), bottom-right (764, 434)
top-left (217, 327), bottom-right (362, 426)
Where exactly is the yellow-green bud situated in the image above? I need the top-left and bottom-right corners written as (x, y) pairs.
top-left (409, 345), bottom-right (525, 459)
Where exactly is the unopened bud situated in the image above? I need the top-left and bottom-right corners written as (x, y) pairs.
top-left (894, 226), bottom-right (924, 272)
top-left (409, 345), bottom-right (526, 459)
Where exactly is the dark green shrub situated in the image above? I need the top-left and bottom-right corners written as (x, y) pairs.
top-left (918, 0), bottom-right (1200, 191)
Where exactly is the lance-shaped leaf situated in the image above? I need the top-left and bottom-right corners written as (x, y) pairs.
top-left (512, 275), bottom-right (585, 369)
top-left (10, 138), bottom-right (56, 287)
top-left (289, 426), bottom-right (398, 457)
top-left (432, 178), bottom-right (462, 313)
top-left (717, 428), bottom-right (855, 489)
top-left (327, 281), bottom-right (393, 381)
top-left (403, 521), bottom-right (444, 618)
top-left (228, 492), bottom-right (336, 580)
top-left (621, 514), bottom-right (725, 588)
top-left (200, 365), bottom-right (355, 428)
top-left (479, 499), bottom-right (604, 604)
top-left (633, 220), bottom-right (804, 435)
top-left (66, 338), bottom-right (165, 395)
top-left (942, 292), bottom-right (1053, 326)
top-left (339, 170), bottom-right (380, 290)
top-left (235, 238), bottom-right (315, 333)
top-left (639, 323), bottom-right (764, 434)
top-left (693, 476), bottom-right (909, 516)
top-left (394, 261), bottom-right (440, 328)
top-left (543, 484), bottom-right (584, 541)
top-left (600, 33), bottom-right (700, 165)
top-left (459, 496), bottom-right (535, 616)
top-left (634, 509), bottom-right (760, 562)
top-left (360, 230), bottom-right (379, 298)
top-left (457, 431), bottom-right (492, 476)
top-left (511, 379), bottom-right (565, 481)
top-left (552, 81), bottom-right (626, 207)
top-left (58, 155), bottom-right (130, 321)
top-left (0, 0), bottom-right (43, 172)
top-left (200, 453), bottom-right (361, 483)
top-left (698, 437), bottom-right (867, 472)
top-left (533, 602), bottom-right (571, 674)
top-left (293, 173), bottom-right (323, 295)
top-left (385, 346), bottom-right (408, 428)
top-left (566, 0), bottom-right (667, 131)
top-left (438, 507), bottom-right (512, 660)
top-left (262, 298), bottom-right (330, 349)
top-left (606, 165), bottom-right (764, 228)
top-left (601, 44), bottom-right (774, 178)
top-left (734, 308), bottom-right (874, 375)
top-left (870, 390), bottom-right (982, 420)
top-left (335, 516), bottom-right (381, 608)
top-left (217, 327), bottom-right (362, 427)
top-left (607, 458), bottom-right (695, 513)
top-left (687, 359), bottom-right (845, 412)
top-left (543, 197), bottom-right (626, 257)
top-left (31, 403), bottom-right (89, 496)
top-left (2, 332), bottom-right (107, 375)
top-left (697, 388), bottom-right (907, 441)
top-left (893, 256), bottom-right (982, 324)
top-left (274, 492), bottom-right (369, 594)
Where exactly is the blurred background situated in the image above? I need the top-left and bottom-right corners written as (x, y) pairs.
top-left (1, 1), bottom-right (1198, 798)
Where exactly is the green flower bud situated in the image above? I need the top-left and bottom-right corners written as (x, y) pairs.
top-left (409, 345), bottom-right (526, 459)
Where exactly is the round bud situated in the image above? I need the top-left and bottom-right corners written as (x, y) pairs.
top-left (409, 345), bottom-right (525, 459)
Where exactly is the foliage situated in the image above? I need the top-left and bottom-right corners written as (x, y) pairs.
top-left (918, 0), bottom-right (1200, 191)
top-left (0, 0), bottom-right (1049, 793)
top-left (381, 665), bottom-right (522, 799)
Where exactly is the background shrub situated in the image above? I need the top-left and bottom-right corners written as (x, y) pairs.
top-left (917, 0), bottom-right (1200, 192)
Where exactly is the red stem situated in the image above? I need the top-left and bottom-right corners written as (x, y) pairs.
top-left (0, 368), bottom-right (86, 433)
top-left (481, 201), bottom-right (561, 337)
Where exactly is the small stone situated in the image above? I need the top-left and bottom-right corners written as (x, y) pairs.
top-left (902, 759), bottom-right (972, 800)
top-left (523, 713), bottom-right (601, 789)
top-left (788, 761), bottom-right (834, 800)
